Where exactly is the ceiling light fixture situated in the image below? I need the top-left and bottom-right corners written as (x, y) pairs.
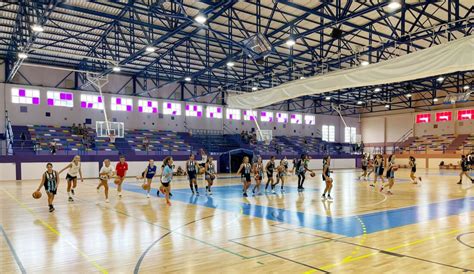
top-left (463, 85), bottom-right (470, 90)
top-left (436, 76), bottom-right (445, 82)
top-left (112, 66), bottom-right (121, 72)
top-left (252, 86), bottom-right (258, 91)
top-left (17, 52), bottom-right (28, 59)
top-left (286, 37), bottom-right (296, 47)
top-left (374, 87), bottom-right (382, 92)
top-left (194, 14), bottom-right (207, 24)
top-left (387, 1), bottom-right (402, 11)
top-left (184, 76), bottom-right (192, 82)
top-left (406, 94), bottom-right (412, 98)
top-left (226, 61), bottom-right (235, 67)
top-left (31, 24), bottom-right (44, 32)
top-left (361, 60), bottom-right (369, 66)
top-left (145, 46), bottom-right (156, 53)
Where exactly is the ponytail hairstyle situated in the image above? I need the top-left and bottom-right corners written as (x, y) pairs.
top-left (163, 156), bottom-right (172, 167)
top-left (323, 155), bottom-right (329, 166)
top-left (410, 156), bottom-right (415, 162)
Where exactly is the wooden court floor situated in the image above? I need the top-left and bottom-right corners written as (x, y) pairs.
top-left (1, 169), bottom-right (473, 273)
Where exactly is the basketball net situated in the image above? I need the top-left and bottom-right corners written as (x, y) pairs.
top-left (86, 73), bottom-right (112, 137)
top-left (251, 110), bottom-right (272, 145)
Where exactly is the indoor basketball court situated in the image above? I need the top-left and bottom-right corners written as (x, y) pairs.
top-left (0, 1), bottom-right (473, 273)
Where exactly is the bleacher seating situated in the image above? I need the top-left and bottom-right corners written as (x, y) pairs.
top-left (398, 134), bottom-right (474, 154)
top-left (126, 129), bottom-right (191, 155)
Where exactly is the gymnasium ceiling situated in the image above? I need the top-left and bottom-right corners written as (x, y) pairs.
top-left (0, 0), bottom-right (473, 115)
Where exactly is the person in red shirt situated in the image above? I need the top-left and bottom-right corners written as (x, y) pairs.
top-left (115, 155), bottom-right (128, 197)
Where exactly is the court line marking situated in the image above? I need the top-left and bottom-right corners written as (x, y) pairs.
top-left (69, 186), bottom-right (250, 260)
top-left (456, 232), bottom-right (474, 248)
top-left (302, 224), bottom-right (474, 273)
top-left (0, 224), bottom-right (26, 274)
top-left (2, 189), bottom-right (109, 274)
top-left (134, 214), bottom-right (215, 274)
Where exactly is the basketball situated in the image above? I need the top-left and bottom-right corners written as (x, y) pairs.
top-left (199, 167), bottom-right (206, 174)
top-left (141, 183), bottom-right (149, 190)
top-left (310, 172), bottom-right (316, 177)
top-left (114, 178), bottom-right (121, 185)
top-left (393, 165), bottom-right (399, 171)
top-left (210, 174), bottom-right (216, 180)
top-left (32, 191), bottom-right (42, 199)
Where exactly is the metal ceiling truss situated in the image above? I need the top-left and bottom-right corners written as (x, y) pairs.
top-left (0, 0), bottom-right (472, 114)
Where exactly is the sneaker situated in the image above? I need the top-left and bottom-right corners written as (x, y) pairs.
top-left (321, 194), bottom-right (326, 200)
top-left (71, 189), bottom-right (75, 195)
top-left (243, 192), bottom-right (248, 197)
top-left (387, 190), bottom-right (393, 195)
top-left (369, 184), bottom-right (375, 187)
top-left (380, 187), bottom-right (384, 192)
top-left (191, 190), bottom-right (195, 195)
top-left (96, 187), bottom-right (100, 193)
top-left (68, 197), bottom-right (74, 202)
top-left (208, 191), bottom-right (213, 196)
top-left (327, 195), bottom-right (333, 201)
top-left (418, 177), bottom-right (422, 182)
top-left (281, 188), bottom-right (285, 193)
top-left (271, 190), bottom-right (276, 194)
top-left (457, 181), bottom-right (462, 185)
top-left (146, 193), bottom-right (150, 198)
top-left (196, 191), bottom-right (200, 196)
top-left (118, 192), bottom-right (122, 197)
top-left (105, 199), bottom-right (109, 203)
top-left (49, 205), bottom-right (55, 212)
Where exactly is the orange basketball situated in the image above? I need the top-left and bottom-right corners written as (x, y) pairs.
top-left (393, 166), bottom-right (399, 171)
top-left (141, 183), bottom-right (149, 190)
top-left (32, 191), bottom-right (42, 199)
top-left (199, 167), bottom-right (206, 174)
top-left (310, 172), bottom-right (316, 177)
top-left (114, 178), bottom-right (121, 185)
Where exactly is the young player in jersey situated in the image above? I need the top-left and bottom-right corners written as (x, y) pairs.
top-left (366, 155), bottom-right (375, 178)
top-left (457, 155), bottom-right (474, 185)
top-left (115, 155), bottom-right (128, 197)
top-left (321, 156), bottom-right (333, 200)
top-left (36, 163), bottom-right (59, 212)
top-left (358, 154), bottom-right (368, 181)
top-left (264, 156), bottom-right (275, 192)
top-left (371, 154), bottom-right (385, 188)
top-left (98, 159), bottom-right (114, 203)
top-left (138, 159), bottom-right (157, 198)
top-left (381, 154), bottom-right (396, 194)
top-left (205, 157), bottom-right (216, 195)
top-left (271, 160), bottom-right (286, 194)
top-left (58, 155), bottom-right (83, 202)
top-left (186, 154), bottom-right (199, 195)
top-left (296, 154), bottom-right (312, 191)
top-left (252, 156), bottom-right (264, 195)
top-left (159, 156), bottom-right (173, 206)
top-left (409, 156), bottom-right (422, 184)
top-left (237, 156), bottom-right (252, 197)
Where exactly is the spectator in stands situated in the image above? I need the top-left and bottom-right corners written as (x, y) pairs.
top-left (20, 132), bottom-right (26, 149)
top-left (240, 130), bottom-right (245, 141)
top-left (143, 137), bottom-right (150, 152)
top-left (50, 141), bottom-right (57, 155)
top-left (34, 141), bottom-right (41, 154)
top-left (77, 124), bottom-right (83, 135)
top-left (71, 123), bottom-right (78, 135)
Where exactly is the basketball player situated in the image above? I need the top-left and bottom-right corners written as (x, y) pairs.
top-left (98, 159), bottom-right (114, 203)
top-left (272, 161), bottom-right (286, 194)
top-left (457, 155), bottom-right (474, 185)
top-left (58, 155), bottom-right (83, 202)
top-left (358, 154), bottom-right (368, 181)
top-left (159, 156), bottom-right (173, 206)
top-left (186, 154), bottom-right (199, 195)
top-left (371, 154), bottom-right (385, 188)
top-left (139, 159), bottom-right (157, 198)
top-left (409, 156), bottom-right (422, 184)
top-left (281, 156), bottom-right (289, 174)
top-left (36, 163), bottom-right (59, 212)
top-left (296, 154), bottom-right (312, 191)
top-left (200, 148), bottom-right (208, 187)
top-left (264, 156), bottom-right (275, 192)
top-left (252, 157), bottom-right (264, 195)
top-left (381, 154), bottom-right (396, 194)
top-left (366, 155), bottom-right (375, 178)
top-left (321, 156), bottom-right (333, 200)
top-left (205, 157), bottom-right (216, 195)
top-left (237, 156), bottom-right (252, 197)
top-left (115, 155), bottom-right (128, 197)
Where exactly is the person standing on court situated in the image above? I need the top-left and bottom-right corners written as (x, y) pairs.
top-left (115, 155), bottom-right (128, 197)
top-left (35, 163), bottom-right (60, 212)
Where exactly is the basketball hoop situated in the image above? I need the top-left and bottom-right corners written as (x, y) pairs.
top-left (257, 130), bottom-right (273, 145)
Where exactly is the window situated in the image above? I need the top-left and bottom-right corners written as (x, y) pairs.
top-left (243, 110), bottom-right (257, 121)
top-left (226, 108), bottom-right (241, 120)
top-left (322, 125), bottom-right (335, 142)
top-left (345, 127), bottom-right (357, 143)
top-left (138, 99), bottom-right (158, 113)
top-left (290, 113), bottom-right (302, 124)
top-left (163, 102), bottom-right (181, 115)
top-left (458, 109), bottom-right (473, 120)
top-left (304, 115), bottom-right (315, 125)
top-left (415, 113), bottom-right (431, 123)
top-left (185, 104), bottom-right (203, 117)
top-left (11, 87), bottom-right (40, 105)
top-left (47, 91), bottom-right (73, 107)
top-left (435, 111), bottom-right (452, 122)
top-left (206, 106), bottom-right (223, 119)
top-left (80, 94), bottom-right (104, 110)
top-left (276, 112), bottom-right (288, 123)
top-left (260, 111), bottom-right (273, 122)
top-left (111, 97), bottom-right (133, 112)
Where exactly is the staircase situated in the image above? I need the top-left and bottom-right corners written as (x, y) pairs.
top-left (11, 126), bottom-right (34, 154)
top-left (446, 134), bottom-right (469, 152)
top-left (399, 136), bottom-right (416, 149)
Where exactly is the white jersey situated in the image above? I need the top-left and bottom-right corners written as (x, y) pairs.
top-left (201, 154), bottom-right (208, 164)
top-left (68, 161), bottom-right (81, 176)
top-left (100, 165), bottom-right (114, 179)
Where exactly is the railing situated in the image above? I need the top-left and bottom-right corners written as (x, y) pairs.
top-left (12, 143), bottom-right (119, 156)
top-left (190, 128), bottom-right (224, 136)
top-left (393, 128), bottom-right (414, 154)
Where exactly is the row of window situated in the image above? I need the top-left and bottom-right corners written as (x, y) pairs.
top-left (11, 87), bottom-right (316, 124)
top-left (416, 110), bottom-right (474, 123)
